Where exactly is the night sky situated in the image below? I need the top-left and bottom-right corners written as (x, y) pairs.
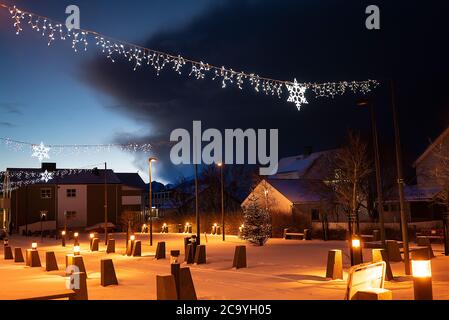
top-left (1, 0), bottom-right (448, 184)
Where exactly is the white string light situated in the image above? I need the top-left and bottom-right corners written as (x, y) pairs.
top-left (1, 4), bottom-right (380, 111)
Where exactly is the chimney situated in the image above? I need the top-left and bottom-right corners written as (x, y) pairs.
top-left (41, 162), bottom-right (56, 171)
top-left (304, 146), bottom-right (313, 157)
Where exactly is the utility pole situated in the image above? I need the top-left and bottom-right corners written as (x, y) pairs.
top-left (104, 162), bottom-right (108, 245)
top-left (391, 80), bottom-right (411, 275)
top-left (218, 163), bottom-right (225, 241)
top-left (149, 157), bottom-right (157, 246)
top-left (357, 99), bottom-right (387, 247)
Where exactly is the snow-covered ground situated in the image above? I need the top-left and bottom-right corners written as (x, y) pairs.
top-left (1, 233), bottom-right (448, 300)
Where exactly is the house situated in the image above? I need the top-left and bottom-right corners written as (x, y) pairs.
top-left (383, 127), bottom-right (449, 222)
top-left (2, 163), bottom-right (146, 234)
top-left (242, 148), bottom-right (352, 236)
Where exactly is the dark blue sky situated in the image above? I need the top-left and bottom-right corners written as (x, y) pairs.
top-left (1, 0), bottom-right (448, 183)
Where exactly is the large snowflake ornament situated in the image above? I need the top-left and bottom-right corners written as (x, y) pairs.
top-left (32, 142), bottom-right (50, 162)
top-left (40, 170), bottom-right (54, 183)
top-left (286, 79), bottom-right (308, 110)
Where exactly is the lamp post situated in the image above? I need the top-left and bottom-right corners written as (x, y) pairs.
top-left (148, 157), bottom-right (157, 246)
top-left (217, 162), bottom-right (225, 241)
top-left (357, 99), bottom-right (386, 247)
top-left (442, 212), bottom-right (449, 256)
top-left (391, 80), bottom-right (411, 275)
top-left (194, 163), bottom-right (200, 245)
top-left (104, 162), bottom-right (108, 245)
top-left (40, 211), bottom-right (47, 242)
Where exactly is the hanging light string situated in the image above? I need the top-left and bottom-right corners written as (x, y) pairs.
top-left (0, 3), bottom-right (379, 110)
top-left (0, 137), bottom-right (152, 160)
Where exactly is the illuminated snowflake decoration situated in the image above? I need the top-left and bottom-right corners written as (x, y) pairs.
top-left (40, 170), bottom-right (54, 183)
top-left (286, 79), bottom-right (308, 110)
top-left (32, 142), bottom-right (50, 162)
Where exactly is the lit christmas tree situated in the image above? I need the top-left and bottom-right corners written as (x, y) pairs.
top-left (242, 195), bottom-right (272, 246)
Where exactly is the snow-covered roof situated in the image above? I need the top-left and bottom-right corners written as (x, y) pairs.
top-left (267, 178), bottom-right (329, 204)
top-left (414, 125), bottom-right (449, 167)
top-left (275, 149), bottom-right (337, 176)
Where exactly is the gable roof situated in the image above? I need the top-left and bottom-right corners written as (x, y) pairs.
top-left (116, 173), bottom-right (146, 190)
top-left (414, 126), bottom-right (449, 167)
top-left (275, 149), bottom-right (338, 177)
top-left (266, 178), bottom-right (329, 203)
top-left (6, 168), bottom-right (122, 185)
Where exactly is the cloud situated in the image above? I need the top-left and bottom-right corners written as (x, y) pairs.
top-left (0, 121), bottom-right (16, 127)
top-left (0, 102), bottom-right (24, 115)
top-left (78, 0), bottom-right (449, 182)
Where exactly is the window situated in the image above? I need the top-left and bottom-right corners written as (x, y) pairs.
top-left (40, 188), bottom-right (52, 199)
top-left (311, 209), bottom-right (320, 221)
top-left (66, 189), bottom-right (76, 198)
top-left (65, 211), bottom-right (77, 219)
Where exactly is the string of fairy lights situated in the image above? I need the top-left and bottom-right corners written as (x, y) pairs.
top-left (0, 4), bottom-right (380, 110)
top-left (0, 138), bottom-right (152, 162)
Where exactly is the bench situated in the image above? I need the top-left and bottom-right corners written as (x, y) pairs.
top-left (345, 261), bottom-right (392, 300)
top-left (283, 228), bottom-right (311, 240)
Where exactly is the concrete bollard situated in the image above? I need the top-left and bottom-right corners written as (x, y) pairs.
top-left (132, 240), bottom-right (142, 257)
top-left (372, 249), bottom-right (394, 281)
top-left (178, 267), bottom-right (197, 300)
top-left (14, 248), bottom-right (24, 263)
top-left (4, 246), bottom-right (13, 260)
top-left (101, 259), bottom-right (118, 287)
top-left (194, 245), bottom-right (206, 264)
top-left (126, 240), bottom-right (134, 256)
top-left (45, 251), bottom-right (59, 271)
top-left (26, 249), bottom-right (41, 267)
top-left (91, 238), bottom-right (99, 252)
top-left (416, 237), bottom-right (435, 258)
top-left (66, 254), bottom-right (87, 276)
top-left (69, 272), bottom-right (88, 300)
top-left (157, 275), bottom-right (178, 300)
top-left (386, 240), bottom-right (403, 262)
top-left (326, 249), bottom-right (343, 280)
top-left (106, 239), bottom-right (115, 253)
top-left (232, 245), bottom-right (247, 269)
top-left (185, 244), bottom-right (195, 264)
top-left (155, 242), bottom-right (166, 260)
top-left (303, 229), bottom-right (312, 240)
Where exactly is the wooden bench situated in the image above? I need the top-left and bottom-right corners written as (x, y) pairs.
top-left (18, 272), bottom-right (88, 300)
top-left (283, 228), bottom-right (310, 240)
top-left (345, 261), bottom-right (391, 300)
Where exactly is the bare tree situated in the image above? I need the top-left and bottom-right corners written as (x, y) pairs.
top-left (330, 131), bottom-right (372, 234)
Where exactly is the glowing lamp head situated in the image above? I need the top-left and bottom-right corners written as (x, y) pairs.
top-left (217, 162), bottom-right (223, 167)
top-left (412, 260), bottom-right (432, 278)
top-left (74, 232), bottom-right (79, 238)
top-left (89, 233), bottom-right (94, 239)
top-left (149, 157), bottom-right (157, 163)
top-left (186, 222), bottom-right (190, 227)
top-left (130, 235), bottom-right (136, 241)
top-left (352, 239), bottom-right (361, 248)
top-left (31, 242), bottom-right (38, 250)
top-left (163, 223), bottom-right (167, 227)
top-left (143, 224), bottom-right (147, 228)
top-left (431, 229), bottom-right (436, 235)
top-left (73, 245), bottom-right (81, 255)
top-left (214, 223), bottom-right (218, 227)
top-left (61, 230), bottom-right (66, 236)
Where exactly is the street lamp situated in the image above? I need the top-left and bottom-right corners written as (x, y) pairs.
top-left (148, 157), bottom-right (157, 246)
top-left (40, 210), bottom-right (47, 242)
top-left (356, 99), bottom-right (386, 247)
top-left (217, 162), bottom-right (225, 241)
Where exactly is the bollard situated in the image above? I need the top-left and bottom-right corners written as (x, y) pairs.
top-left (26, 249), bottom-right (41, 267)
top-left (155, 242), bottom-right (166, 260)
top-left (372, 230), bottom-right (380, 242)
top-left (14, 248), bottom-right (24, 263)
top-left (194, 245), bottom-right (206, 264)
top-left (157, 275), bottom-right (178, 300)
top-left (101, 259), bottom-right (118, 287)
top-left (416, 237), bottom-right (435, 258)
top-left (66, 254), bottom-right (87, 276)
top-left (171, 262), bottom-right (181, 299)
top-left (372, 249), bottom-right (394, 281)
top-left (184, 237), bottom-right (191, 256)
top-left (126, 240), bottom-right (134, 256)
top-left (106, 239), bottom-right (115, 253)
top-left (45, 252), bottom-right (59, 271)
top-left (185, 244), bottom-right (195, 264)
top-left (132, 240), bottom-right (142, 257)
top-left (178, 267), bottom-right (197, 300)
top-left (351, 238), bottom-right (363, 265)
top-left (304, 229), bottom-right (312, 240)
top-left (411, 250), bottom-right (433, 300)
top-left (385, 240), bottom-right (402, 262)
top-left (69, 272), bottom-right (88, 300)
top-left (326, 249), bottom-right (343, 280)
top-left (4, 246), bottom-right (13, 260)
top-left (91, 238), bottom-right (99, 252)
top-left (232, 245), bottom-right (247, 269)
